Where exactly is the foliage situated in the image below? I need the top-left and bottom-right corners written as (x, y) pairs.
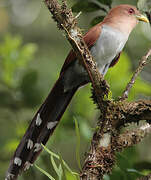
top-left (137, 0), bottom-right (151, 23)
top-left (35, 144), bottom-right (80, 180)
top-left (0, 34), bottom-right (42, 108)
top-left (72, 0), bottom-right (112, 26)
top-left (35, 117), bottom-right (151, 180)
top-left (74, 117), bottom-right (82, 171)
top-left (106, 147), bottom-right (151, 180)
top-left (1, 0), bottom-right (151, 180)
top-left (72, 1), bottom-right (101, 13)
top-left (72, 0), bottom-right (112, 13)
top-left (0, 34), bottom-right (37, 87)
top-left (105, 52), bottom-right (151, 100)
top-left (35, 119), bottom-right (82, 180)
top-left (0, 34), bottom-right (42, 179)
top-left (137, 0), bottom-right (151, 12)
top-left (90, 16), bottom-right (105, 27)
top-left (97, 0), bottom-right (112, 7)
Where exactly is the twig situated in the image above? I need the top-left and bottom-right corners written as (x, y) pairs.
top-left (116, 123), bottom-right (151, 150)
top-left (121, 48), bottom-right (151, 100)
top-left (115, 100), bottom-right (151, 128)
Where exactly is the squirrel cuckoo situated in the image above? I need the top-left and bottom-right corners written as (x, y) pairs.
top-left (6, 4), bottom-right (149, 180)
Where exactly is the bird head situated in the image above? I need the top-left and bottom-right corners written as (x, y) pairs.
top-left (103, 4), bottom-right (149, 35)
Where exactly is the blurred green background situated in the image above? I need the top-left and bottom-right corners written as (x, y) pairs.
top-left (0, 0), bottom-right (151, 179)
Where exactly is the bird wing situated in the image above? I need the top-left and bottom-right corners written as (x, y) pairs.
top-left (109, 52), bottom-right (121, 68)
top-left (60, 23), bottom-right (102, 74)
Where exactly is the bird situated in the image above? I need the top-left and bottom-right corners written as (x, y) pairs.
top-left (6, 4), bottom-right (149, 180)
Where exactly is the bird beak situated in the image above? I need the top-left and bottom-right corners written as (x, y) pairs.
top-left (135, 14), bottom-right (149, 23)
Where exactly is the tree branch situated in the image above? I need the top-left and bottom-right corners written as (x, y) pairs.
top-left (80, 100), bottom-right (151, 180)
top-left (45, 0), bottom-right (109, 113)
top-left (116, 123), bottom-right (151, 149)
top-left (44, 1), bottom-right (151, 180)
top-left (121, 48), bottom-right (151, 100)
top-left (115, 100), bottom-right (151, 128)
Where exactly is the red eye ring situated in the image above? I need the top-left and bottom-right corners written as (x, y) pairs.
top-left (128, 8), bottom-right (135, 14)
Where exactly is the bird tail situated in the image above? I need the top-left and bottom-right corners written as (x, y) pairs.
top-left (6, 74), bottom-right (78, 180)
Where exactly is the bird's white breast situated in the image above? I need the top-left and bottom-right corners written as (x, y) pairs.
top-left (63, 25), bottom-right (128, 91)
top-left (90, 24), bottom-right (128, 74)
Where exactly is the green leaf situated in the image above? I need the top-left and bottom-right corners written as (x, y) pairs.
top-left (20, 70), bottom-right (42, 107)
top-left (72, 2), bottom-right (101, 13)
top-left (65, 171), bottom-right (79, 180)
top-left (58, 164), bottom-right (63, 180)
top-left (0, 91), bottom-right (14, 107)
top-left (137, 0), bottom-right (151, 12)
top-left (74, 117), bottom-right (82, 171)
top-left (79, 119), bottom-right (92, 140)
top-left (110, 169), bottom-right (126, 180)
top-left (137, 0), bottom-right (147, 11)
top-left (59, 154), bottom-right (79, 180)
top-left (90, 16), bottom-right (105, 26)
top-left (105, 52), bottom-right (151, 100)
top-left (127, 168), bottom-right (143, 176)
top-left (4, 139), bottom-right (19, 152)
top-left (50, 155), bottom-right (61, 178)
top-left (42, 144), bottom-right (59, 158)
top-left (18, 43), bottom-right (37, 67)
top-left (126, 169), bottom-right (142, 179)
top-left (103, 174), bottom-right (110, 180)
top-left (103, 90), bottom-right (112, 101)
top-left (97, 0), bottom-right (112, 6)
top-left (59, 155), bottom-right (66, 180)
top-left (141, 170), bottom-right (151, 176)
top-left (108, 90), bottom-right (113, 100)
top-left (0, 34), bottom-right (37, 88)
top-left (116, 153), bottom-right (131, 172)
top-left (42, 144), bottom-right (79, 176)
top-left (134, 161), bottom-right (151, 171)
top-left (35, 164), bottom-right (55, 180)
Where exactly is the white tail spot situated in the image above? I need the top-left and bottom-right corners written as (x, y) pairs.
top-left (36, 113), bottom-right (42, 126)
top-left (24, 161), bottom-right (33, 171)
top-left (47, 121), bottom-right (58, 130)
top-left (27, 139), bottom-right (34, 149)
top-left (5, 173), bottom-right (15, 180)
top-left (34, 143), bottom-right (42, 152)
top-left (14, 157), bottom-right (22, 166)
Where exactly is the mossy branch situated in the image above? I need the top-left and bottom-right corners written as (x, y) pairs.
top-left (44, 1), bottom-right (151, 179)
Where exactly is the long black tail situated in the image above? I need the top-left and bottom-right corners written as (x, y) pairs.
top-left (6, 75), bottom-right (78, 180)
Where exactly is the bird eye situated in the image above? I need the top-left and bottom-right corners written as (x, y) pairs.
top-left (128, 8), bottom-right (135, 14)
